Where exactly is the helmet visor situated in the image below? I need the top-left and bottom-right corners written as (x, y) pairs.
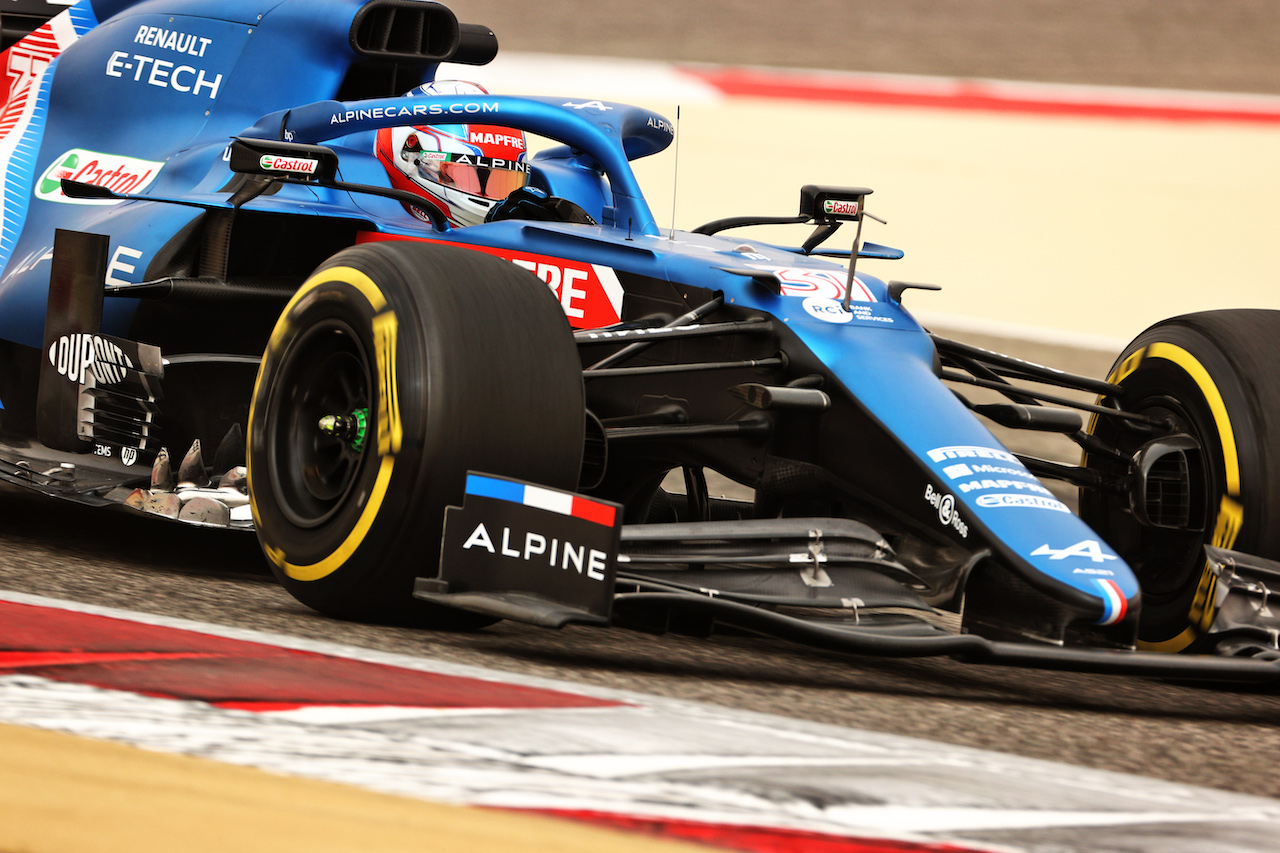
top-left (419, 154), bottom-right (529, 200)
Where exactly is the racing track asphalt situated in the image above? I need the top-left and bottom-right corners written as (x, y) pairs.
top-left (3, 338), bottom-right (1280, 803)
top-left (448, 0), bottom-right (1280, 97)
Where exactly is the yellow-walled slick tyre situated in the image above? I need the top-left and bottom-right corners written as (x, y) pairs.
top-left (247, 241), bottom-right (585, 624)
top-left (1081, 310), bottom-right (1280, 652)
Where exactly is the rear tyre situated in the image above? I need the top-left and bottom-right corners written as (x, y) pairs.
top-left (1080, 309), bottom-right (1280, 651)
top-left (248, 241), bottom-right (584, 624)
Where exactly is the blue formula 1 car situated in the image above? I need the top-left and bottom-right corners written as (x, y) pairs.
top-left (4, 0), bottom-right (1280, 684)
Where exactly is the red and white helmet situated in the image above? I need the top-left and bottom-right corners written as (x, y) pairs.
top-left (375, 80), bottom-right (529, 227)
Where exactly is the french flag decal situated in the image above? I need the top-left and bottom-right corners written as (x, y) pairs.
top-left (1096, 578), bottom-right (1129, 626)
top-left (465, 473), bottom-right (617, 527)
top-left (435, 472), bottom-right (621, 622)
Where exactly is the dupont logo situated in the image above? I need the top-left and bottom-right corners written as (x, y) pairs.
top-left (259, 155), bottom-right (319, 175)
top-left (36, 150), bottom-right (163, 205)
top-left (823, 198), bottom-right (859, 217)
top-left (48, 334), bottom-right (134, 385)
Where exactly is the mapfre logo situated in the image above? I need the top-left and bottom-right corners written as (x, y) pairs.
top-left (468, 131), bottom-right (524, 150)
top-left (48, 334), bottom-right (135, 385)
top-left (507, 254), bottom-right (623, 328)
top-left (36, 149), bottom-right (163, 205)
top-left (358, 235), bottom-right (624, 329)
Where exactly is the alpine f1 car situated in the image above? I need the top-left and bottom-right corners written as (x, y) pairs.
top-left (4, 0), bottom-right (1280, 685)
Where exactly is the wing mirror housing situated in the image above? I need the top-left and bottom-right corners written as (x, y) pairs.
top-left (800, 184), bottom-right (874, 223)
top-left (229, 138), bottom-right (340, 183)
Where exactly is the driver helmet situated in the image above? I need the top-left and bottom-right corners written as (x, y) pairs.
top-left (375, 80), bottom-right (529, 227)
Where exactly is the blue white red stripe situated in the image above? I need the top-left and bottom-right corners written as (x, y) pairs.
top-left (465, 474), bottom-right (617, 527)
top-left (1095, 578), bottom-right (1128, 626)
top-left (0, 7), bottom-right (94, 276)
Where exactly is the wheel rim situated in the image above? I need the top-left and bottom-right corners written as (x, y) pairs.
top-left (1093, 390), bottom-right (1211, 604)
top-left (1129, 397), bottom-right (1209, 599)
top-left (267, 319), bottom-right (372, 528)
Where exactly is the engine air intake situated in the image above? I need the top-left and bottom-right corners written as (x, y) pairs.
top-left (350, 0), bottom-right (461, 62)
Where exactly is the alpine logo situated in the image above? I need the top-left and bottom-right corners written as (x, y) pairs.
top-left (35, 149), bottom-right (163, 205)
top-left (1031, 539), bottom-right (1117, 563)
top-left (258, 155), bottom-right (318, 175)
top-left (460, 523), bottom-right (609, 581)
top-left (48, 334), bottom-right (135, 385)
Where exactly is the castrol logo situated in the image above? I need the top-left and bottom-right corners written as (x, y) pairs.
top-left (36, 149), bottom-right (163, 205)
top-left (823, 199), bottom-right (859, 217)
top-left (259, 155), bottom-right (319, 175)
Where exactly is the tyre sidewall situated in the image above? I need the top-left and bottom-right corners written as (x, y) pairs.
top-left (1086, 311), bottom-right (1280, 648)
top-left (248, 258), bottom-right (430, 612)
top-left (249, 242), bottom-right (585, 620)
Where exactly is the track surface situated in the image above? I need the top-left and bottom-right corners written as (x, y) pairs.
top-left (450, 0), bottom-right (1280, 95)
top-left (5, 0), bottom-right (1280, 814)
top-left (5, 335), bottom-right (1280, 800)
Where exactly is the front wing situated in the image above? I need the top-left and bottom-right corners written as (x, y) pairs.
top-left (415, 473), bottom-right (1280, 687)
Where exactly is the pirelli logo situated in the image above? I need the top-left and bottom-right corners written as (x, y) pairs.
top-left (1212, 494), bottom-right (1244, 549)
top-left (372, 311), bottom-right (402, 455)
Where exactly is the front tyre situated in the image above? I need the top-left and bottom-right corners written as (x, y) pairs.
top-left (1080, 310), bottom-right (1280, 651)
top-left (248, 241), bottom-right (585, 623)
